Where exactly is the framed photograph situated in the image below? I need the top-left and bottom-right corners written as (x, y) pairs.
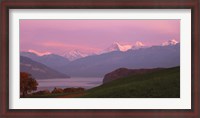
top-left (1, 0), bottom-right (199, 117)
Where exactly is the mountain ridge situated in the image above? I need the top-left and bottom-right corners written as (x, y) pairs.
top-left (20, 52), bottom-right (70, 72)
top-left (20, 56), bottom-right (70, 79)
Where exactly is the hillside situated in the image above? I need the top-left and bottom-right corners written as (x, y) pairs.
top-left (20, 52), bottom-right (70, 72)
top-left (81, 67), bottom-right (180, 98)
top-left (103, 67), bottom-right (163, 84)
top-left (20, 56), bottom-right (70, 79)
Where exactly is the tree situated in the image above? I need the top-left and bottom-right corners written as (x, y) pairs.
top-left (20, 72), bottom-right (38, 97)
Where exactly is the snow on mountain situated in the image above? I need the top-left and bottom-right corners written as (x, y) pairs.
top-left (25, 39), bottom-right (178, 61)
top-left (25, 49), bottom-right (96, 61)
top-left (103, 42), bottom-right (132, 53)
top-left (28, 49), bottom-right (51, 56)
top-left (135, 41), bottom-right (145, 47)
top-left (162, 39), bottom-right (178, 46)
top-left (62, 50), bottom-right (94, 61)
top-left (132, 41), bottom-right (145, 50)
top-left (101, 41), bottom-right (146, 54)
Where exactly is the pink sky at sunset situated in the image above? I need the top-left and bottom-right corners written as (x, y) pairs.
top-left (20, 20), bottom-right (180, 55)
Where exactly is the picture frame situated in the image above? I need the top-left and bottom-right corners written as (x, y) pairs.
top-left (0, 0), bottom-right (199, 117)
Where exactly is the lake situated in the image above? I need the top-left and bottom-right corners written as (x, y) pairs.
top-left (36, 77), bottom-right (103, 92)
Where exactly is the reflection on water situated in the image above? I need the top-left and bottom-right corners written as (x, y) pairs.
top-left (36, 77), bottom-right (103, 91)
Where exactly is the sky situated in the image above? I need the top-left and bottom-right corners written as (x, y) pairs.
top-left (20, 20), bottom-right (180, 55)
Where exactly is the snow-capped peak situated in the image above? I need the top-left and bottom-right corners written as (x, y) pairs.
top-left (135, 41), bottom-right (145, 47)
top-left (113, 42), bottom-right (120, 46)
top-left (162, 39), bottom-right (178, 46)
top-left (69, 50), bottom-right (88, 57)
top-left (132, 41), bottom-right (145, 50)
top-left (62, 50), bottom-right (92, 61)
top-left (106, 42), bottom-right (132, 52)
top-left (28, 49), bottom-right (51, 56)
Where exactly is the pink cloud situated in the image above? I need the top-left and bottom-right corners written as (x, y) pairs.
top-left (39, 41), bottom-right (101, 54)
top-left (20, 19), bottom-right (180, 55)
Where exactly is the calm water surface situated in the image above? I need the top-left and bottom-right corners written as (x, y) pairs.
top-left (36, 77), bottom-right (103, 91)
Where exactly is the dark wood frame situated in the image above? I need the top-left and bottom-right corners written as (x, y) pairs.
top-left (0, 0), bottom-right (199, 117)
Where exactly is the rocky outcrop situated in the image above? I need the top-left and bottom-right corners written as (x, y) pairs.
top-left (103, 68), bottom-right (163, 84)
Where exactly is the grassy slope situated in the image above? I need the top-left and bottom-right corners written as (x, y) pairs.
top-left (81, 66), bottom-right (180, 98)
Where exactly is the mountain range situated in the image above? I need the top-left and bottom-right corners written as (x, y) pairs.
top-left (60, 43), bottom-right (180, 77)
top-left (20, 40), bottom-right (180, 78)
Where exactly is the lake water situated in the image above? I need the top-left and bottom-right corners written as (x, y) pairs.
top-left (36, 77), bottom-right (103, 92)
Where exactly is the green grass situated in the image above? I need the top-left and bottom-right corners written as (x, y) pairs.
top-left (81, 66), bottom-right (180, 98)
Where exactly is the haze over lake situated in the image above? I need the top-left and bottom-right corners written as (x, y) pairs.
top-left (36, 77), bottom-right (103, 91)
